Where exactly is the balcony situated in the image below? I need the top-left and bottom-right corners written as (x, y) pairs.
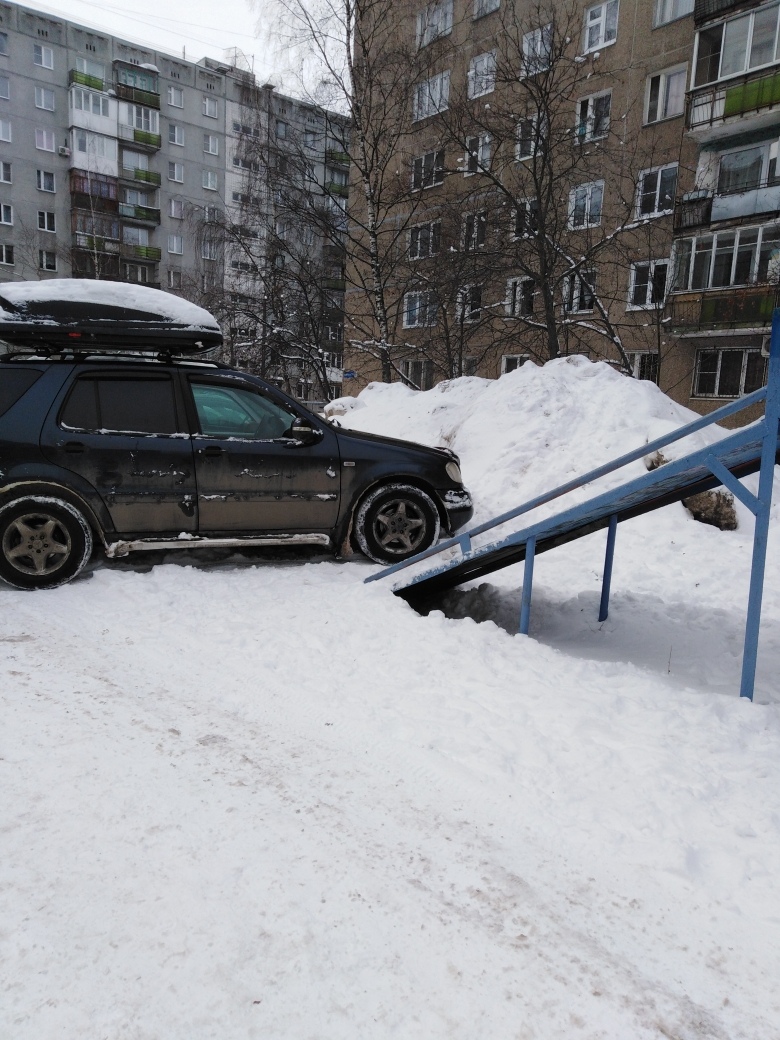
top-left (326, 149), bottom-right (349, 166)
top-left (687, 66), bottom-right (780, 139)
top-left (118, 203), bottom-right (161, 225)
top-left (326, 181), bottom-right (350, 198)
top-left (118, 124), bottom-right (162, 151)
top-left (667, 284), bottom-right (779, 330)
top-left (322, 277), bottom-right (346, 290)
top-left (69, 68), bottom-right (105, 91)
top-left (114, 83), bottom-right (160, 109)
top-left (694, 0), bottom-right (757, 24)
top-left (119, 166), bottom-right (162, 187)
top-left (72, 232), bottom-right (120, 254)
top-left (674, 180), bottom-right (780, 230)
top-left (673, 192), bottom-right (713, 231)
top-left (120, 244), bottom-right (162, 261)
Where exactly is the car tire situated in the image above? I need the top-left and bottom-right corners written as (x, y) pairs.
top-left (355, 483), bottom-right (441, 565)
top-left (0, 497), bottom-right (94, 590)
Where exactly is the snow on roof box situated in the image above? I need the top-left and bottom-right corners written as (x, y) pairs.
top-left (0, 280), bottom-right (222, 353)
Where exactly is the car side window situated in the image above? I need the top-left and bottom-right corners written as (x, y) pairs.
top-left (60, 376), bottom-right (179, 434)
top-left (191, 382), bottom-right (294, 440)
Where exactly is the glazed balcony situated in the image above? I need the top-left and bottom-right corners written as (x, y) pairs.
top-left (694, 0), bottom-right (756, 24)
top-left (118, 202), bottom-right (161, 225)
top-left (114, 83), bottom-right (160, 109)
top-left (120, 243), bottom-right (162, 261)
top-left (667, 284), bottom-right (780, 330)
top-left (687, 66), bottom-right (780, 140)
top-left (69, 68), bottom-right (105, 91)
top-left (326, 181), bottom-right (349, 198)
top-left (72, 232), bottom-right (120, 254)
top-left (674, 180), bottom-right (780, 230)
top-left (118, 124), bottom-right (162, 151)
top-left (326, 149), bottom-right (350, 166)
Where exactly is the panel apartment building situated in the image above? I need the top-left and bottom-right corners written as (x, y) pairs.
top-left (0, 2), bottom-right (349, 402)
top-left (344, 0), bottom-right (780, 421)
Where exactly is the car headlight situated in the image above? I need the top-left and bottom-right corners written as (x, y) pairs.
top-left (445, 461), bottom-right (463, 483)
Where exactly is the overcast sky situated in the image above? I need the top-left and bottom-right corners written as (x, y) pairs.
top-left (23, 0), bottom-right (283, 84)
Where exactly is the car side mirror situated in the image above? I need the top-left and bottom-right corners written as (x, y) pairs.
top-left (288, 417), bottom-right (323, 446)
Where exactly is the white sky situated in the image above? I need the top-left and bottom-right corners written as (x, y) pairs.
top-left (20, 0), bottom-right (283, 85)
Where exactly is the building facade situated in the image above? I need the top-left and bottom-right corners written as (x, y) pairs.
top-left (0, 2), bottom-right (348, 403)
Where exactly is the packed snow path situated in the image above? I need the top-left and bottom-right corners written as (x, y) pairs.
top-left (3, 360), bottom-right (780, 1038)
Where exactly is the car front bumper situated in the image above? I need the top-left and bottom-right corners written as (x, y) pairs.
top-left (437, 487), bottom-right (474, 533)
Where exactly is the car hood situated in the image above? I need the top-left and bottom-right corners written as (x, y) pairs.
top-left (331, 424), bottom-right (459, 464)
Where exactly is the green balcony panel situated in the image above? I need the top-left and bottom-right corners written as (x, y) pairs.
top-left (326, 149), bottom-right (350, 165)
top-left (327, 182), bottom-right (350, 197)
top-left (132, 168), bottom-right (162, 186)
top-left (724, 70), bottom-right (780, 118)
top-left (133, 129), bottom-right (162, 149)
top-left (700, 291), bottom-right (775, 324)
top-left (69, 69), bottom-right (105, 91)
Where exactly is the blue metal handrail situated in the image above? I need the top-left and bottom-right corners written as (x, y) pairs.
top-left (366, 384), bottom-right (768, 584)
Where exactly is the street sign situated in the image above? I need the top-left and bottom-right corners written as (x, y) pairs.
top-left (343, 370), bottom-right (357, 379)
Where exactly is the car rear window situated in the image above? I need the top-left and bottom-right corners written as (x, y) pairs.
top-left (0, 367), bottom-right (43, 418)
top-left (60, 375), bottom-right (179, 435)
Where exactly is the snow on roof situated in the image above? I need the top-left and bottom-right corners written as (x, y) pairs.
top-left (0, 279), bottom-right (220, 332)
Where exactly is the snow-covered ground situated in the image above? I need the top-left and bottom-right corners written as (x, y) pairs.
top-left (3, 357), bottom-right (780, 1039)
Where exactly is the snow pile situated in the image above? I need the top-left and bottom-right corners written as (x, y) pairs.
top-left (3, 357), bottom-right (780, 1039)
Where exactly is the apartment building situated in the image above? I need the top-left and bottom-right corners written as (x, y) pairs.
top-left (0, 2), bottom-right (349, 402)
top-left (344, 0), bottom-right (780, 420)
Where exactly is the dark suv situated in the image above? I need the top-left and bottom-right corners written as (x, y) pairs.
top-left (0, 281), bottom-right (472, 589)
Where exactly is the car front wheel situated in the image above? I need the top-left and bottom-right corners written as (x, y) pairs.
top-left (355, 483), bottom-right (441, 565)
top-left (0, 497), bottom-right (94, 590)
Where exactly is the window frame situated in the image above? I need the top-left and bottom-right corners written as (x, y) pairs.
top-left (575, 90), bottom-right (612, 140)
top-left (458, 284), bottom-right (483, 322)
top-left (636, 163), bottom-right (678, 217)
top-left (522, 24), bottom-right (553, 74)
top-left (35, 128), bottom-right (55, 152)
top-left (412, 70), bottom-right (451, 122)
top-left (202, 169), bottom-right (218, 191)
top-left (502, 354), bottom-right (529, 374)
top-left (464, 133), bottom-right (491, 175)
top-left (38, 249), bottom-right (57, 272)
top-left (583, 0), bottom-right (619, 54)
top-left (506, 277), bottom-right (536, 317)
top-left (408, 220), bottom-right (441, 259)
top-left (0, 243), bottom-right (14, 266)
top-left (204, 133), bottom-right (219, 155)
top-left (412, 149), bottom-right (445, 190)
top-left (467, 51), bottom-right (497, 98)
top-left (654, 0), bottom-right (694, 26)
top-left (0, 202), bottom-right (12, 225)
top-left (168, 161), bottom-right (184, 183)
top-left (202, 96), bottom-right (218, 118)
top-left (627, 259), bottom-right (669, 309)
top-left (0, 119), bottom-right (11, 143)
top-left (36, 169), bottom-right (55, 192)
top-left (568, 180), bottom-right (604, 229)
top-left (645, 64), bottom-right (687, 123)
top-left (403, 290), bottom-right (438, 328)
top-left (693, 347), bottom-right (767, 398)
top-left (417, 0), bottom-right (454, 46)
top-left (35, 86), bottom-right (55, 111)
top-left (37, 210), bottom-right (56, 232)
top-left (693, 4), bottom-right (780, 87)
top-left (167, 233), bottom-right (183, 255)
top-left (565, 270), bottom-right (597, 312)
top-left (516, 115), bottom-right (537, 160)
top-left (33, 43), bottom-right (54, 69)
top-left (168, 85), bottom-right (184, 108)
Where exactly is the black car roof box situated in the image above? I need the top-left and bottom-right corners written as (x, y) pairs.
top-left (0, 279), bottom-right (222, 352)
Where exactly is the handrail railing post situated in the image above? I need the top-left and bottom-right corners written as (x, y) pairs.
top-left (598, 514), bottom-right (618, 623)
top-left (518, 537), bottom-right (536, 636)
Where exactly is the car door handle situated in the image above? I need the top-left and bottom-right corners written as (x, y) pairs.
top-left (198, 445), bottom-right (224, 457)
top-left (64, 441), bottom-right (85, 454)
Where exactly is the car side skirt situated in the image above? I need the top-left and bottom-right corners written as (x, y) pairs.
top-left (105, 532), bottom-right (332, 558)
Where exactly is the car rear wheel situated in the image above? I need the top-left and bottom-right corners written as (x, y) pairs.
top-left (0, 497), bottom-right (93, 590)
top-left (355, 483), bottom-right (441, 565)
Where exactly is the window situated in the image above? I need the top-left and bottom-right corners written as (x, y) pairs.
top-left (203, 97), bottom-right (218, 118)
top-left (459, 285), bottom-right (482, 321)
top-left (126, 105), bottom-right (158, 133)
top-left (34, 44), bottom-right (53, 69)
top-left (626, 352), bottom-right (659, 382)
top-left (190, 383), bottom-right (294, 439)
top-left (569, 180), bottom-right (604, 228)
top-left (694, 5), bottom-right (780, 86)
top-left (694, 348), bottom-right (767, 397)
top-left (75, 56), bottom-right (104, 81)
top-left (404, 291), bottom-right (438, 327)
top-left (464, 134), bottom-right (491, 174)
top-left (717, 142), bottom-right (780, 193)
top-left (275, 119), bottom-right (287, 138)
top-left (576, 91), bottom-right (611, 140)
top-left (412, 149), bottom-right (445, 189)
top-left (468, 52), bottom-right (496, 98)
top-left (463, 211), bottom-right (487, 249)
top-left (202, 239), bottom-right (218, 260)
top-left (583, 1), bottom-right (618, 52)
top-left (204, 205), bottom-right (221, 223)
top-left (168, 86), bottom-right (184, 107)
top-left (169, 124), bottom-right (184, 146)
top-left (202, 170), bottom-right (218, 190)
top-left (637, 164), bottom-right (677, 216)
top-left (61, 376), bottom-right (178, 435)
top-left (516, 116), bottom-right (537, 160)
top-left (514, 198), bottom-right (539, 236)
top-left (0, 120), bottom-right (10, 143)
top-left (401, 358), bottom-right (435, 389)
top-left (71, 88), bottom-right (109, 116)
top-left (123, 263), bottom-right (152, 284)
top-left (36, 170), bottom-right (55, 192)
top-left (673, 223), bottom-right (780, 290)
top-left (417, 0), bottom-right (453, 46)
top-left (0, 76), bottom-right (9, 100)
top-left (507, 278), bottom-right (535, 317)
top-left (167, 234), bottom-right (183, 254)
top-left (167, 269), bottom-right (182, 289)
top-left (645, 66), bottom-right (686, 123)
top-left (522, 24), bottom-right (553, 74)
top-left (413, 71), bottom-right (450, 121)
top-left (204, 134), bottom-right (219, 155)
top-left (0, 203), bottom-right (12, 225)
top-left (168, 162), bottom-right (184, 183)
top-left (409, 220), bottom-right (441, 258)
top-left (35, 86), bottom-right (55, 110)
top-left (654, 0), bottom-right (693, 25)
top-left (0, 244), bottom-right (13, 265)
top-left (0, 162), bottom-right (10, 183)
top-left (628, 260), bottom-right (668, 308)
top-left (502, 354), bottom-right (529, 373)
top-left (35, 129), bottom-right (55, 152)
top-left (565, 271), bottom-right (596, 311)
top-left (473, 0), bottom-right (500, 17)
top-left (0, 32), bottom-right (7, 55)
top-left (37, 210), bottom-right (55, 232)
top-left (39, 250), bottom-right (57, 271)
top-left (74, 131), bottom-right (117, 160)
top-left (122, 226), bottom-right (149, 247)
top-left (122, 149), bottom-right (148, 173)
